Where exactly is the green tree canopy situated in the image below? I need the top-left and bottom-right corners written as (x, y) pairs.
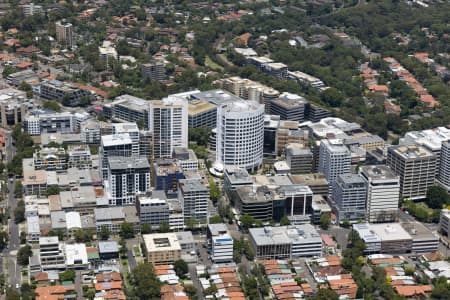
top-left (280, 216), bottom-right (291, 226)
top-left (209, 215), bottom-right (222, 224)
top-left (159, 221), bottom-right (170, 233)
top-left (59, 269), bottom-right (76, 282)
top-left (426, 185), bottom-right (450, 209)
top-left (99, 227), bottom-right (110, 240)
top-left (42, 100), bottom-right (61, 112)
top-left (119, 222), bottom-right (135, 239)
top-left (0, 231), bottom-right (8, 251)
top-left (17, 244), bottom-right (32, 266)
top-left (173, 259), bottom-right (188, 278)
top-left (128, 263), bottom-right (162, 300)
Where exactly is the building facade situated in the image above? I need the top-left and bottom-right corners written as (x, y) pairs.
top-left (249, 225), bottom-right (322, 259)
top-left (40, 80), bottom-right (91, 106)
top-left (270, 93), bottom-right (307, 122)
top-left (106, 95), bottom-right (151, 129)
top-left (141, 61), bottom-right (165, 81)
top-left (286, 144), bottom-right (313, 174)
top-left (438, 141), bottom-right (450, 190)
top-left (150, 98), bottom-right (188, 159)
top-left (332, 174), bottom-right (367, 223)
top-left (106, 156), bottom-right (151, 206)
top-left (178, 179), bottom-right (209, 225)
top-left (216, 100), bottom-right (265, 171)
top-left (55, 21), bottom-right (73, 48)
top-left (318, 139), bottom-right (351, 189)
top-left (360, 165), bottom-right (400, 223)
top-left (137, 193), bottom-right (169, 229)
top-left (99, 134), bottom-right (134, 179)
top-left (143, 233), bottom-right (182, 265)
top-left (387, 145), bottom-right (436, 200)
top-left (208, 224), bottom-right (233, 263)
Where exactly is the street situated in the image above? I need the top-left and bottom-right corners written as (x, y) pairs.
top-left (5, 178), bottom-right (22, 289)
top-left (0, 130), bottom-right (21, 289)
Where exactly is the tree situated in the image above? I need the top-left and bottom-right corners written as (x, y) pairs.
top-left (184, 285), bottom-right (197, 299)
top-left (320, 213), bottom-right (331, 230)
top-left (5, 288), bottom-right (20, 300)
top-left (426, 185), bottom-right (450, 209)
top-left (209, 178), bottom-right (220, 203)
top-left (119, 238), bottom-right (128, 258)
top-left (280, 216), bottom-right (291, 226)
top-left (20, 231), bottom-right (26, 244)
top-left (83, 288), bottom-right (96, 299)
top-left (14, 200), bottom-right (25, 223)
top-left (74, 229), bottom-right (93, 243)
top-left (18, 81), bottom-right (33, 97)
top-left (159, 221), bottom-right (170, 233)
top-left (99, 227), bottom-right (110, 240)
top-left (239, 214), bottom-right (255, 231)
top-left (59, 269), bottom-right (76, 282)
top-left (311, 288), bottom-right (339, 300)
top-left (141, 223), bottom-right (152, 234)
top-left (321, 87), bottom-right (344, 107)
top-left (341, 219), bottom-right (351, 228)
top-left (136, 119), bottom-right (145, 130)
top-left (48, 229), bottom-right (65, 240)
top-left (0, 231), bottom-right (8, 250)
top-left (17, 244), bottom-right (32, 266)
top-left (46, 185), bottom-right (60, 196)
top-left (431, 276), bottom-right (450, 299)
top-left (186, 218), bottom-right (197, 230)
top-left (209, 215), bottom-right (222, 224)
top-left (2, 65), bottom-right (18, 78)
top-left (128, 263), bottom-right (162, 300)
top-left (14, 181), bottom-right (23, 198)
top-left (42, 100), bottom-right (61, 112)
top-left (204, 283), bottom-right (218, 295)
top-left (120, 222), bottom-right (135, 239)
top-left (173, 259), bottom-right (188, 278)
top-left (79, 96), bottom-right (92, 107)
top-left (188, 127), bottom-right (211, 146)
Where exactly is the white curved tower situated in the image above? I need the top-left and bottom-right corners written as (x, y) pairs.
top-left (216, 100), bottom-right (265, 171)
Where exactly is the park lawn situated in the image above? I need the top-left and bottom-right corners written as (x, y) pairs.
top-left (205, 56), bottom-right (224, 72)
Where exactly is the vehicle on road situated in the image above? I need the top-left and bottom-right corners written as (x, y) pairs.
top-left (15, 283), bottom-right (20, 289)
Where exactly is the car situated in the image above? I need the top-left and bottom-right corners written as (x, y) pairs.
top-left (15, 284), bottom-right (20, 289)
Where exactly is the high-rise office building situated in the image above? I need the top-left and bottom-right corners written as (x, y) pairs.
top-left (150, 98), bottom-right (188, 159)
top-left (112, 123), bottom-right (140, 156)
top-left (400, 127), bottom-right (450, 178)
top-left (99, 134), bottom-right (134, 179)
top-left (137, 191), bottom-right (169, 229)
top-left (55, 21), bottom-right (73, 48)
top-left (106, 156), bottom-right (151, 205)
top-left (286, 143), bottom-right (313, 174)
top-left (270, 93), bottom-right (307, 122)
top-left (318, 139), bottom-right (351, 189)
top-left (216, 100), bottom-right (265, 171)
top-left (387, 145), bottom-right (436, 200)
top-left (106, 95), bottom-right (151, 130)
top-left (332, 174), bottom-right (367, 223)
top-left (360, 165), bottom-right (400, 223)
top-left (178, 179), bottom-right (209, 225)
top-left (438, 141), bottom-right (450, 190)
